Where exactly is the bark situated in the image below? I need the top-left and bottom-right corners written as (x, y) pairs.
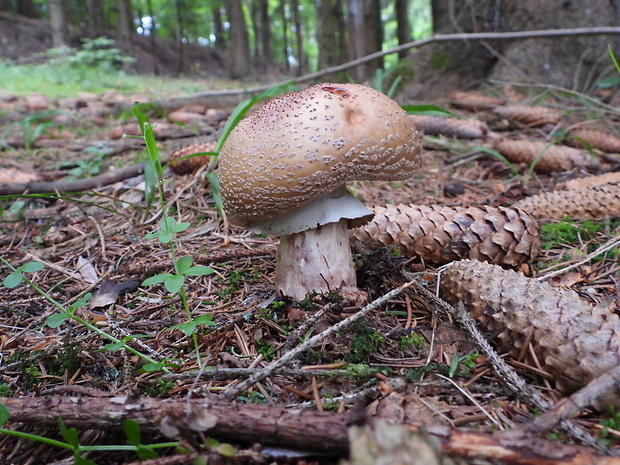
top-left (346, 0), bottom-right (382, 81)
top-left (48, 0), bottom-right (69, 48)
top-left (290, 0), bottom-right (304, 74)
top-left (211, 5), bottom-right (226, 50)
top-left (116, 0), bottom-right (135, 68)
top-left (317, 0), bottom-right (345, 69)
top-left (2, 395), bottom-right (619, 464)
top-left (395, 0), bottom-right (410, 59)
top-left (86, 0), bottom-right (104, 37)
top-left (408, 0), bottom-right (620, 98)
top-left (174, 0), bottom-right (185, 75)
top-left (16, 0), bottom-right (37, 17)
top-left (225, 0), bottom-right (251, 78)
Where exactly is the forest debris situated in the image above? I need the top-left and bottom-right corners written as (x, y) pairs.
top-left (167, 141), bottom-right (217, 175)
top-left (567, 129), bottom-right (620, 153)
top-left (449, 90), bottom-right (506, 111)
top-left (408, 115), bottom-right (489, 139)
top-left (494, 140), bottom-right (598, 173)
top-left (559, 172), bottom-right (620, 190)
top-left (352, 204), bottom-right (540, 267)
top-left (513, 183), bottom-right (620, 219)
top-left (0, 167), bottom-right (41, 184)
top-left (89, 279), bottom-right (140, 309)
top-left (493, 104), bottom-right (561, 126)
top-left (438, 259), bottom-right (620, 401)
top-left (2, 395), bottom-right (619, 464)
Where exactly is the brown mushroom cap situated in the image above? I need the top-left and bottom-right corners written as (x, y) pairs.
top-left (218, 82), bottom-right (421, 230)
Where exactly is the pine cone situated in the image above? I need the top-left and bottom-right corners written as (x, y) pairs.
top-left (493, 105), bottom-right (561, 126)
top-left (560, 172), bottom-right (620, 190)
top-left (167, 141), bottom-right (217, 175)
top-left (409, 115), bottom-right (488, 140)
top-left (439, 259), bottom-right (620, 396)
top-left (514, 183), bottom-right (620, 219)
top-left (494, 140), bottom-right (598, 173)
top-left (352, 204), bottom-right (540, 266)
top-left (449, 90), bottom-right (505, 111)
top-left (567, 129), bottom-right (620, 153)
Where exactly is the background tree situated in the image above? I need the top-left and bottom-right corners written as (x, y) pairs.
top-left (225, 0), bottom-right (251, 78)
top-left (346, 0), bottom-right (383, 81)
top-left (49, 0), bottom-right (69, 48)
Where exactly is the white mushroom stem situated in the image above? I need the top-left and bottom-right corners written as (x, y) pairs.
top-left (274, 219), bottom-right (358, 300)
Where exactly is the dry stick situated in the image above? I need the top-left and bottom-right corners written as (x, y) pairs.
top-left (220, 279), bottom-right (418, 400)
top-left (510, 364), bottom-right (620, 438)
top-left (148, 26), bottom-right (620, 108)
top-left (410, 279), bottom-right (615, 456)
top-left (0, 162), bottom-right (146, 196)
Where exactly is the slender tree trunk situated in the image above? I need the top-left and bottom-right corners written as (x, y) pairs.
top-left (346, 0), bottom-right (382, 82)
top-left (49, 0), bottom-right (69, 48)
top-left (395, 0), bottom-right (410, 60)
top-left (86, 0), bottom-right (105, 37)
top-left (290, 0), bottom-right (303, 74)
top-left (116, 0), bottom-right (135, 70)
top-left (225, 0), bottom-right (251, 78)
top-left (146, 0), bottom-right (156, 48)
top-left (212, 5), bottom-right (226, 50)
top-left (259, 0), bottom-right (272, 66)
top-left (174, 0), bottom-right (186, 75)
top-left (317, 0), bottom-right (342, 70)
top-left (17, 0), bottom-right (37, 17)
top-left (278, 0), bottom-right (290, 72)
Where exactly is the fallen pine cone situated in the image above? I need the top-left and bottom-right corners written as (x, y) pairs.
top-left (449, 90), bottom-right (505, 111)
top-left (514, 183), bottom-right (620, 219)
top-left (352, 204), bottom-right (540, 267)
top-left (494, 140), bottom-right (598, 173)
top-left (559, 172), bottom-right (620, 190)
top-left (439, 259), bottom-right (620, 399)
top-left (408, 115), bottom-right (489, 140)
top-left (493, 104), bottom-right (561, 126)
top-left (567, 129), bottom-right (620, 153)
top-left (167, 141), bottom-right (217, 175)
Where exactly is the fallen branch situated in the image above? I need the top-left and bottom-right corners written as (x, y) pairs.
top-left (0, 162), bottom-right (145, 196)
top-left (2, 395), bottom-right (619, 464)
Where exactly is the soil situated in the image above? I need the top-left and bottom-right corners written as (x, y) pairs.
top-left (1, 16), bottom-right (620, 465)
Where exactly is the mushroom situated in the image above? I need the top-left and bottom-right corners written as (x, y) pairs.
top-left (217, 83), bottom-right (421, 300)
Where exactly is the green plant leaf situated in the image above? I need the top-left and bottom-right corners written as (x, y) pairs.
top-left (3, 271), bottom-right (22, 289)
top-left (175, 255), bottom-right (193, 274)
top-left (123, 419), bottom-right (141, 446)
top-left (171, 221), bottom-right (190, 233)
top-left (142, 273), bottom-right (173, 287)
top-left (136, 444), bottom-right (158, 460)
top-left (215, 443), bottom-right (236, 457)
top-left (171, 321), bottom-right (196, 335)
top-left (75, 455), bottom-right (98, 465)
top-left (140, 362), bottom-right (166, 372)
top-left (46, 312), bottom-right (69, 328)
top-left (103, 340), bottom-right (125, 351)
top-left (59, 418), bottom-right (80, 449)
top-left (145, 230), bottom-right (159, 240)
top-left (0, 403), bottom-right (10, 426)
top-left (402, 104), bottom-right (459, 118)
top-left (19, 261), bottom-right (45, 273)
top-left (164, 274), bottom-right (185, 294)
top-left (158, 231), bottom-right (174, 243)
top-left (194, 314), bottom-right (217, 326)
top-left (184, 265), bottom-right (215, 276)
top-left (70, 293), bottom-right (92, 311)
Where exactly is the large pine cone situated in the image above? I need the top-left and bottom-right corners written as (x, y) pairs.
top-left (167, 141), bottom-right (217, 175)
top-left (352, 204), bottom-right (540, 266)
top-left (408, 115), bottom-right (489, 140)
top-left (494, 140), bottom-right (598, 173)
top-left (567, 129), bottom-right (620, 153)
top-left (493, 105), bottom-right (561, 126)
top-left (439, 259), bottom-right (620, 397)
top-left (514, 183), bottom-right (620, 219)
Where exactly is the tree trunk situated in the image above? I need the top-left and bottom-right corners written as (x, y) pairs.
top-left (290, 0), bottom-right (304, 74)
top-left (16, 0), bottom-right (37, 17)
top-left (405, 0), bottom-right (620, 98)
top-left (278, 0), bottom-right (290, 72)
top-left (212, 5), bottom-right (226, 51)
top-left (225, 0), bottom-right (251, 78)
top-left (86, 0), bottom-right (105, 38)
top-left (317, 0), bottom-right (346, 70)
top-left (116, 0), bottom-right (134, 68)
top-left (395, 0), bottom-right (410, 60)
top-left (346, 0), bottom-right (382, 82)
top-left (49, 0), bottom-right (69, 48)
top-left (174, 0), bottom-right (186, 75)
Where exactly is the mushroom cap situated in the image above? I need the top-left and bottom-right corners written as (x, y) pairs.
top-left (218, 82), bottom-right (421, 228)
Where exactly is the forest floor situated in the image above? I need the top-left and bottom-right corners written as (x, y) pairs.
top-left (2, 67), bottom-right (620, 465)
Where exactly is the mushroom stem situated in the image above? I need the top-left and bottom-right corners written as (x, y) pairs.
top-left (274, 219), bottom-right (358, 300)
